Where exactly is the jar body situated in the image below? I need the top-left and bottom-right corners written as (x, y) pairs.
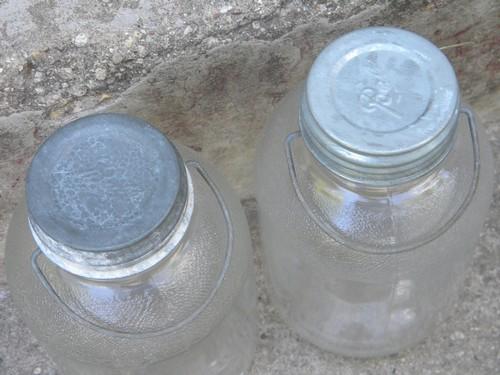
top-left (6, 145), bottom-right (257, 374)
top-left (256, 86), bottom-right (494, 357)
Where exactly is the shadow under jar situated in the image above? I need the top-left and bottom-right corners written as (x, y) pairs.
top-left (255, 27), bottom-right (494, 357)
top-left (5, 114), bottom-right (257, 374)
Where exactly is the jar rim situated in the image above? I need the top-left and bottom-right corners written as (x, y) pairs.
top-left (301, 27), bottom-right (460, 187)
top-left (26, 113), bottom-right (192, 279)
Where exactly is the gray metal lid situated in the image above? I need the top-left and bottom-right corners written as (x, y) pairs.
top-left (301, 27), bottom-right (460, 185)
top-left (27, 113), bottom-right (190, 277)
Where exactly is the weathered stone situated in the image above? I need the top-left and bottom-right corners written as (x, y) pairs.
top-left (0, 0), bottom-right (499, 374)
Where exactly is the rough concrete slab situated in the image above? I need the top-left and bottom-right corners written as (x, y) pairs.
top-left (0, 0), bottom-right (499, 374)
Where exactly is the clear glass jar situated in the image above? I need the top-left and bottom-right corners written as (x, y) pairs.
top-left (256, 27), bottom-right (494, 357)
top-left (5, 114), bottom-right (257, 374)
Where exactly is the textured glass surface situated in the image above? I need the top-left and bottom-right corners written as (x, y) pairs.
top-left (255, 86), bottom-right (494, 357)
top-left (6, 145), bottom-right (257, 374)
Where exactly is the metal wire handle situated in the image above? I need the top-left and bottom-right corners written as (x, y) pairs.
top-left (285, 107), bottom-right (481, 255)
top-left (31, 160), bottom-right (234, 338)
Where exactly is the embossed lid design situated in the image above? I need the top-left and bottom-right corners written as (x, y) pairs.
top-left (27, 113), bottom-right (190, 278)
top-left (300, 27), bottom-right (460, 185)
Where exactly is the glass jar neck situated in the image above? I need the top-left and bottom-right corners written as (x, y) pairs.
top-left (300, 136), bottom-right (448, 197)
top-left (29, 168), bottom-right (194, 281)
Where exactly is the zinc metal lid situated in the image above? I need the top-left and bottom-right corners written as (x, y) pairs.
top-left (301, 27), bottom-right (460, 185)
top-left (27, 113), bottom-right (186, 253)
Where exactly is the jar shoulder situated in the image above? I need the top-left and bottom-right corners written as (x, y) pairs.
top-left (256, 87), bottom-right (494, 251)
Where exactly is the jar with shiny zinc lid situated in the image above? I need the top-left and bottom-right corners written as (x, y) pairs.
top-left (256, 27), bottom-right (494, 357)
top-left (5, 113), bottom-right (257, 374)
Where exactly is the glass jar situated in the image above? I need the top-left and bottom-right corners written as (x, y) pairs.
top-left (5, 114), bottom-right (257, 374)
top-left (256, 27), bottom-right (494, 357)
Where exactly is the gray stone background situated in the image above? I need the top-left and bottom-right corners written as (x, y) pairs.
top-left (0, 0), bottom-right (499, 374)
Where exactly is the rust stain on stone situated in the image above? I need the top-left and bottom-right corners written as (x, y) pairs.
top-left (447, 21), bottom-right (481, 40)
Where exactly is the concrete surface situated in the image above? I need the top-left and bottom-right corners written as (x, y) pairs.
top-left (1, 0), bottom-right (499, 374)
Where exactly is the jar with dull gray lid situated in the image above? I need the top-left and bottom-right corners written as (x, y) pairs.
top-left (256, 27), bottom-right (493, 357)
top-left (5, 113), bottom-right (256, 374)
